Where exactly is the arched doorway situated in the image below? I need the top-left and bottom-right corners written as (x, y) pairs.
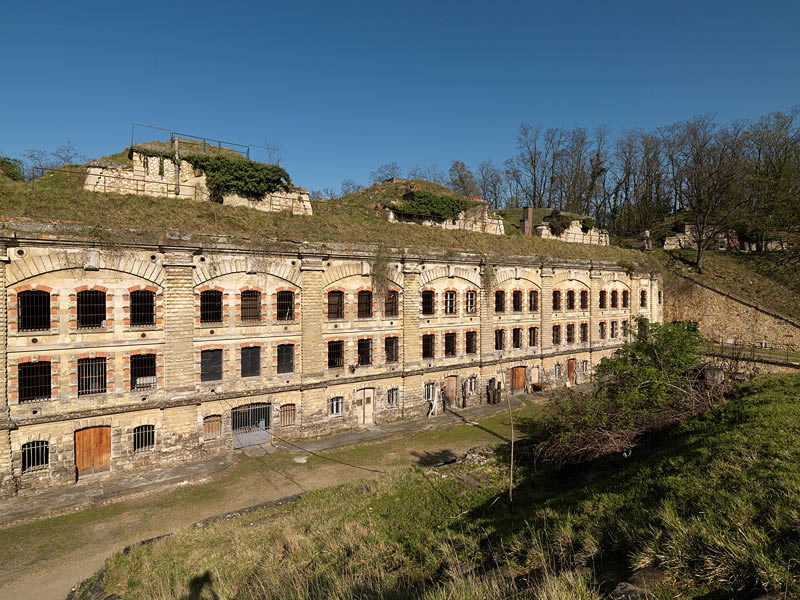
top-left (231, 402), bottom-right (271, 448)
top-left (75, 426), bottom-right (111, 478)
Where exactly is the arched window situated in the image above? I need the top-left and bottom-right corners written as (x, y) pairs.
top-left (276, 291), bottom-right (294, 321)
top-left (240, 290), bottom-right (261, 322)
top-left (77, 290), bottom-right (106, 329)
top-left (200, 290), bottom-right (223, 323)
top-left (130, 290), bottom-right (155, 326)
top-left (280, 404), bottom-right (296, 426)
top-left (133, 425), bottom-right (155, 453)
top-left (18, 290), bottom-right (50, 331)
top-left (552, 290), bottom-right (562, 311)
top-left (203, 415), bottom-right (222, 439)
top-left (21, 440), bottom-right (49, 473)
top-left (494, 290), bottom-right (505, 313)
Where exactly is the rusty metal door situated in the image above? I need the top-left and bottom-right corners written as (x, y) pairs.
top-left (75, 426), bottom-right (111, 477)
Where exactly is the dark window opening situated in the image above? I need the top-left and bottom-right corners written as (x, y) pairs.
top-left (385, 337), bottom-right (399, 362)
top-left (422, 334), bottom-right (435, 359)
top-left (130, 290), bottom-right (155, 327)
top-left (280, 404), bottom-right (296, 427)
top-left (385, 291), bottom-right (399, 317)
top-left (552, 325), bottom-right (561, 345)
top-left (622, 320), bottom-right (629, 336)
top-left (512, 290), bottom-right (522, 312)
top-left (622, 290), bottom-right (629, 308)
top-left (387, 388), bottom-right (398, 408)
top-left (241, 346), bottom-right (261, 378)
top-left (133, 425), bottom-right (155, 453)
top-left (658, 290), bottom-right (662, 304)
top-left (357, 291), bottom-right (372, 318)
top-left (22, 441), bottom-right (49, 473)
top-left (444, 333), bottom-right (457, 356)
top-left (422, 291), bottom-right (435, 315)
top-left (276, 291), bottom-right (294, 321)
top-left (552, 290), bottom-right (561, 311)
top-left (327, 291), bottom-right (344, 319)
top-left (18, 290), bottom-right (50, 332)
top-left (529, 290), bottom-right (539, 311)
top-left (599, 290), bottom-right (607, 309)
top-left (78, 357), bottom-right (106, 395)
top-left (77, 290), bottom-right (106, 329)
top-left (203, 415), bottom-right (222, 439)
top-left (200, 290), bottom-right (223, 323)
top-left (494, 291), bottom-right (505, 313)
top-left (529, 327), bottom-right (538, 347)
top-left (201, 349), bottom-right (223, 382)
top-left (495, 329), bottom-right (505, 350)
top-left (599, 322), bottom-right (607, 339)
top-left (580, 290), bottom-right (588, 310)
top-left (444, 291), bottom-right (456, 314)
top-left (277, 344), bottom-right (295, 373)
top-left (611, 290), bottom-right (618, 308)
top-left (580, 322), bottom-right (588, 342)
top-left (466, 331), bottom-right (477, 354)
top-left (18, 361), bottom-right (51, 403)
top-left (357, 339), bottom-right (372, 365)
top-left (512, 328), bottom-right (522, 348)
top-left (611, 321), bottom-right (618, 338)
top-left (640, 290), bottom-right (647, 308)
top-left (241, 290), bottom-right (261, 322)
top-left (131, 354), bottom-right (157, 390)
top-left (328, 341), bottom-right (344, 368)
top-left (566, 323), bottom-right (575, 343)
top-left (566, 290), bottom-right (575, 310)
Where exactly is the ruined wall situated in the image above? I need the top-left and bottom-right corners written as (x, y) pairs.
top-left (531, 221), bottom-right (609, 246)
top-left (384, 204), bottom-right (505, 235)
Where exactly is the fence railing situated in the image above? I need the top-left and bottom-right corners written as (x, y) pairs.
top-left (703, 340), bottom-right (800, 366)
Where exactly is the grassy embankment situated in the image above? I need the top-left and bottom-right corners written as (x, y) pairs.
top-left (93, 375), bottom-right (800, 599)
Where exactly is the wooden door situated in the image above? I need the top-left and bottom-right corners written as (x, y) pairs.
top-left (445, 376), bottom-right (458, 409)
top-left (567, 359), bottom-right (576, 383)
top-left (75, 426), bottom-right (111, 476)
top-left (511, 366), bottom-right (526, 391)
top-left (357, 389), bottom-right (374, 425)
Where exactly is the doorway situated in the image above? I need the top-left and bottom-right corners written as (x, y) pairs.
top-left (511, 366), bottom-right (526, 392)
top-left (567, 358), bottom-right (576, 383)
top-left (355, 388), bottom-right (374, 425)
top-left (444, 376), bottom-right (459, 409)
top-left (75, 426), bottom-right (111, 477)
top-left (231, 402), bottom-right (271, 448)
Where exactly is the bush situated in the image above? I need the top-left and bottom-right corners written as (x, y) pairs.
top-left (544, 210), bottom-right (571, 236)
top-left (392, 190), bottom-right (478, 221)
top-left (182, 154), bottom-right (291, 202)
top-left (0, 155), bottom-right (24, 181)
top-left (580, 217), bottom-right (595, 233)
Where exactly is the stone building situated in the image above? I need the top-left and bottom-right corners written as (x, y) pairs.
top-left (0, 232), bottom-right (661, 498)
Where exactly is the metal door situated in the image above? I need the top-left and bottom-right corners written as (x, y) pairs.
top-left (232, 403), bottom-right (271, 448)
top-left (75, 426), bottom-right (111, 477)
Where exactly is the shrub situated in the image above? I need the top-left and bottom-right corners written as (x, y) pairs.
top-left (182, 154), bottom-right (291, 202)
top-left (0, 155), bottom-right (24, 181)
top-left (392, 190), bottom-right (478, 221)
top-left (580, 217), bottom-right (595, 233)
top-left (544, 210), bottom-right (571, 236)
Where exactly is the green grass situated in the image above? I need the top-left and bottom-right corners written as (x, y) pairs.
top-left (96, 375), bottom-right (800, 599)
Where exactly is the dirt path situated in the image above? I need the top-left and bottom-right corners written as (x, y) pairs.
top-left (0, 402), bottom-right (531, 600)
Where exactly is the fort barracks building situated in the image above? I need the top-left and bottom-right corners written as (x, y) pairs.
top-left (0, 233), bottom-right (661, 497)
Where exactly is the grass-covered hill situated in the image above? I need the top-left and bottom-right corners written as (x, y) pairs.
top-left (84, 374), bottom-right (800, 599)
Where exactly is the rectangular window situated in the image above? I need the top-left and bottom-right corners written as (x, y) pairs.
top-left (280, 404), bottom-right (296, 426)
top-left (552, 325), bottom-right (561, 345)
top-left (467, 376), bottom-right (477, 394)
top-left (422, 334), bottom-right (435, 359)
top-left (78, 357), bottom-right (107, 395)
top-left (444, 332), bottom-right (457, 356)
top-left (200, 290), bottom-right (223, 324)
top-left (495, 329), bottom-right (505, 350)
top-left (385, 337), bottom-right (399, 363)
top-left (465, 331), bottom-right (477, 354)
top-left (130, 290), bottom-right (155, 327)
top-left (552, 290), bottom-right (561, 311)
top-left (494, 291), bottom-right (505, 313)
top-left (580, 290), bottom-right (588, 310)
top-left (529, 327), bottom-right (538, 347)
top-left (566, 290), bottom-right (575, 310)
top-left (77, 290), bottom-right (106, 329)
top-left (424, 382), bottom-right (436, 403)
top-left (18, 290), bottom-right (50, 332)
top-left (422, 291), bottom-right (435, 315)
top-left (327, 291), bottom-right (344, 319)
top-left (512, 327), bottom-right (522, 348)
top-left (385, 291), bottom-right (399, 317)
top-left (276, 291), bottom-right (294, 321)
top-left (133, 425), bottom-right (155, 453)
top-left (241, 346), bottom-right (261, 378)
top-left (328, 340), bottom-right (344, 368)
top-left (465, 291), bottom-right (476, 314)
top-left (640, 290), bottom-right (647, 308)
top-left (203, 415), bottom-right (222, 439)
top-left (329, 396), bottom-right (343, 416)
top-left (241, 290), bottom-right (261, 322)
top-left (18, 361), bottom-right (51, 403)
top-left (387, 388), bottom-right (398, 408)
top-left (529, 290), bottom-right (539, 311)
top-left (611, 290), bottom-right (619, 308)
top-left (582, 360), bottom-right (589, 374)
top-left (622, 290), bottom-right (629, 308)
top-left (131, 354), bottom-right (157, 390)
top-left (357, 339), bottom-right (372, 365)
top-left (277, 344), bottom-right (295, 373)
top-left (611, 321), bottom-right (618, 338)
top-left (566, 323), bottom-right (575, 343)
top-left (201, 349), bottom-right (223, 382)
top-left (658, 290), bottom-right (662, 304)
top-left (21, 441), bottom-right (49, 473)
top-left (444, 291), bottom-right (456, 314)
top-left (599, 322), bottom-right (607, 339)
top-left (599, 290), bottom-right (607, 309)
top-left (357, 291), bottom-right (372, 318)
top-left (580, 322), bottom-right (588, 342)
top-left (622, 320), bottom-right (629, 337)
top-left (512, 290), bottom-right (522, 312)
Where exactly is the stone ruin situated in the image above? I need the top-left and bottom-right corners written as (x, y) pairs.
top-left (520, 207), bottom-right (609, 245)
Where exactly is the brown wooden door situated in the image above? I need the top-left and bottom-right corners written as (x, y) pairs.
top-left (75, 426), bottom-right (111, 476)
top-left (511, 367), bottom-right (526, 391)
top-left (567, 359), bottom-right (576, 383)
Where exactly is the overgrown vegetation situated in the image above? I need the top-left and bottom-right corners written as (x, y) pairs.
top-left (391, 189), bottom-right (479, 220)
top-left (0, 155), bottom-right (24, 180)
top-left (181, 154), bottom-right (291, 202)
top-left (543, 209), bottom-right (572, 236)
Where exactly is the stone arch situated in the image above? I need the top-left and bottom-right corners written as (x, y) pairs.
top-left (193, 258), bottom-right (301, 288)
top-left (552, 275), bottom-right (591, 289)
top-left (493, 267), bottom-right (540, 287)
top-left (5, 252), bottom-right (165, 287)
top-left (419, 266), bottom-right (479, 287)
top-left (323, 262), bottom-right (404, 289)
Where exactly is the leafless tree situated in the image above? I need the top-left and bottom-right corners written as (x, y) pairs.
top-left (369, 162), bottom-right (402, 184)
top-left (477, 160), bottom-right (504, 209)
top-left (340, 179), bottom-right (363, 196)
top-left (407, 164), bottom-right (448, 185)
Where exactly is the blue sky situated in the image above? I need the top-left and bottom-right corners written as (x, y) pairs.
top-left (2, 0), bottom-right (798, 192)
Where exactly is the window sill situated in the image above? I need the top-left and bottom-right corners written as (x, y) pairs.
top-left (239, 321), bottom-right (265, 327)
top-left (15, 329), bottom-right (55, 337)
top-left (77, 392), bottom-right (107, 398)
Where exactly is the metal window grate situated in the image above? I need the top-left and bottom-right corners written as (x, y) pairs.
top-left (280, 404), bottom-right (296, 427)
top-left (622, 320), bottom-right (629, 336)
top-left (276, 291), bottom-right (294, 321)
top-left (131, 354), bottom-right (157, 390)
top-left (513, 328), bottom-right (522, 348)
top-left (78, 357), bottom-right (107, 395)
top-left (529, 327), bottom-right (538, 347)
top-left (529, 290), bottom-right (538, 311)
top-left (580, 290), bottom-right (589, 310)
top-left (552, 325), bottom-right (561, 345)
top-left (495, 329), bottom-right (505, 350)
top-left (385, 337), bottom-right (399, 362)
top-left (77, 290), bottom-right (106, 329)
top-left (611, 321), bottom-right (618, 338)
top-left (329, 396), bottom-right (343, 416)
top-left (328, 341), bottom-right (344, 368)
top-left (494, 291), bottom-right (505, 313)
top-left (611, 290), bottom-right (618, 308)
top-left (385, 291), bottom-right (398, 317)
top-left (512, 291), bottom-right (522, 312)
top-left (277, 344), bottom-right (294, 373)
top-left (133, 425), bottom-right (155, 453)
top-left (552, 290), bottom-right (561, 311)
top-left (465, 291), bottom-right (476, 314)
top-left (444, 291), bottom-right (456, 314)
top-left (567, 291), bottom-right (575, 310)
top-left (21, 441), bottom-right (49, 473)
top-left (566, 323), bottom-right (575, 343)
top-left (201, 349), bottom-right (223, 382)
top-left (241, 290), bottom-right (261, 322)
top-left (622, 290), bottom-right (629, 308)
top-left (18, 290), bottom-right (50, 332)
top-left (241, 346), bottom-right (261, 378)
top-left (466, 331), bottom-right (477, 354)
top-left (580, 323), bottom-right (588, 342)
top-left (232, 403), bottom-right (271, 432)
top-left (200, 290), bottom-right (223, 323)
top-left (357, 291), bottom-right (372, 318)
top-left (357, 339), bottom-right (372, 365)
top-left (18, 361), bottom-right (51, 403)
top-left (421, 290), bottom-right (435, 315)
top-left (599, 322), bottom-right (607, 339)
top-left (328, 291), bottom-right (344, 319)
top-left (130, 290), bottom-right (155, 326)
top-left (203, 415), bottom-right (222, 439)
top-left (445, 333), bottom-right (456, 356)
top-left (387, 388), bottom-right (398, 408)
top-left (422, 334), bottom-right (435, 358)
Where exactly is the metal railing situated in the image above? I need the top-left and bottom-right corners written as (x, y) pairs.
top-left (703, 340), bottom-right (800, 366)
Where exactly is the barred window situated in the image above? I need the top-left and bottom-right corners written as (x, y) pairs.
top-left (422, 290), bottom-right (435, 315)
top-left (133, 425), bottom-right (155, 453)
top-left (277, 344), bottom-right (294, 373)
top-left (131, 354), bottom-right (157, 390)
top-left (201, 349), bottom-right (223, 382)
top-left (495, 329), bottom-right (505, 350)
top-left (566, 290), bottom-right (575, 310)
top-left (467, 376), bottom-right (477, 394)
top-left (640, 290), bottom-right (648, 308)
top-left (329, 396), bottom-right (343, 416)
top-left (465, 331), bottom-right (477, 354)
top-left (599, 290), bottom-right (607, 309)
top-left (465, 291), bottom-right (476, 314)
top-left (444, 291), bottom-right (456, 314)
top-left (385, 291), bottom-right (399, 317)
top-left (18, 290), bottom-right (50, 332)
top-left (357, 339), bottom-right (372, 365)
top-left (387, 388), bottom-right (398, 408)
top-left (529, 290), bottom-right (539, 311)
top-left (357, 291), bottom-right (372, 318)
top-left (276, 291), bottom-right (294, 321)
top-left (385, 337), bottom-right (399, 363)
top-left (77, 290), bottom-right (106, 329)
top-left (622, 290), bottom-right (629, 308)
top-left (424, 383), bottom-right (436, 403)
top-left (327, 291), bottom-right (344, 319)
top-left (566, 323), bottom-right (575, 343)
top-left (552, 290), bottom-right (561, 311)
top-left (422, 334), bottom-right (435, 359)
top-left (622, 320), bottom-right (629, 337)
top-left (599, 321), bottom-right (607, 339)
top-left (580, 322), bottom-right (588, 342)
top-left (280, 404), bottom-right (296, 427)
top-left (512, 290), bottom-right (522, 312)
top-left (21, 441), bottom-right (49, 473)
top-left (203, 415), bottom-right (222, 440)
top-left (241, 290), bottom-right (261, 322)
top-left (200, 290), bottom-right (223, 323)
top-left (580, 290), bottom-right (588, 310)
top-left (512, 327), bottom-right (522, 348)
top-left (529, 326), bottom-right (538, 347)
top-left (78, 357), bottom-right (106, 395)
top-left (611, 320), bottom-right (618, 338)
top-left (444, 332), bottom-right (457, 356)
top-left (130, 290), bottom-right (155, 326)
top-left (18, 361), bottom-right (51, 403)
top-left (494, 291), bottom-right (505, 313)
top-left (241, 346), bottom-right (261, 378)
top-left (328, 340), bottom-right (344, 368)
top-left (552, 324), bottom-right (561, 345)
top-left (611, 290), bottom-right (618, 308)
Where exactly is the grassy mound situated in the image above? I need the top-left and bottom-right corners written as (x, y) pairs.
top-left (94, 375), bottom-right (800, 599)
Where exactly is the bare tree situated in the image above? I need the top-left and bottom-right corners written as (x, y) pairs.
top-left (407, 164), bottom-right (448, 185)
top-left (369, 163), bottom-right (402, 184)
top-left (340, 179), bottom-right (363, 196)
top-left (23, 141), bottom-right (86, 179)
top-left (477, 161), bottom-right (504, 209)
